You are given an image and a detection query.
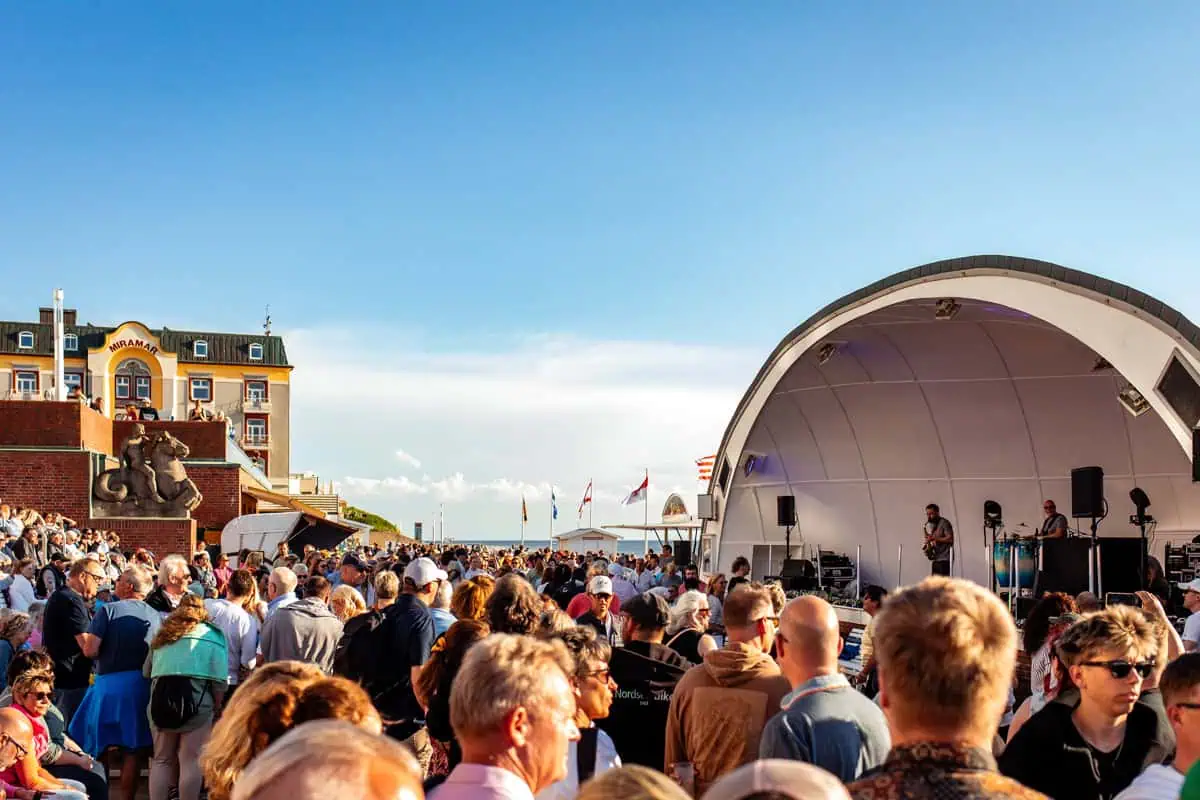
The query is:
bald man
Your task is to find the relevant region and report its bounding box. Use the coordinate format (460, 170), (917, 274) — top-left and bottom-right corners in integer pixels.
(758, 595), (890, 782)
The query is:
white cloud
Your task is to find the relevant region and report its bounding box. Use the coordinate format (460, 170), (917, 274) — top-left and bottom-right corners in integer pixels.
(394, 449), (422, 469)
(292, 328), (759, 537)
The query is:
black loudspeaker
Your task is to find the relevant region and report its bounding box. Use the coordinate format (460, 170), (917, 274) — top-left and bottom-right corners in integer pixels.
(1071, 466), (1105, 518)
(1099, 537), (1147, 594)
(777, 495), (796, 527)
(674, 541), (692, 567)
(1193, 429), (1199, 482)
(1040, 538), (1094, 596)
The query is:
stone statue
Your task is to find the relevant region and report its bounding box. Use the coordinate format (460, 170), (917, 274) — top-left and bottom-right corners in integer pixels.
(93, 428), (203, 518)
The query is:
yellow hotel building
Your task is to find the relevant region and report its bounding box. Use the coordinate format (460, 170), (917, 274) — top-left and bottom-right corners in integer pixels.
(1, 306), (292, 486)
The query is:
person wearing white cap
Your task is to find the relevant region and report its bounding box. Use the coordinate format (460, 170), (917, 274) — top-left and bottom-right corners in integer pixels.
(575, 575), (622, 647)
(362, 557), (443, 742)
(1178, 578), (1200, 652)
(702, 759), (850, 800)
(608, 563), (638, 605)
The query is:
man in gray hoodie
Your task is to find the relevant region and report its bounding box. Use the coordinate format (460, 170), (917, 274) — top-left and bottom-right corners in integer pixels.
(260, 575), (343, 673)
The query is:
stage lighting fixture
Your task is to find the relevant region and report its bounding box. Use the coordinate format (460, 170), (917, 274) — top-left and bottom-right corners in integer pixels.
(934, 299), (961, 320)
(983, 500), (1003, 528)
(1129, 488), (1152, 524)
(1117, 385), (1150, 417)
(817, 343), (838, 365)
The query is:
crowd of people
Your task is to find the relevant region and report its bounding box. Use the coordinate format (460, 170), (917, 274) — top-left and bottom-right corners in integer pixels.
(1, 499), (1199, 799)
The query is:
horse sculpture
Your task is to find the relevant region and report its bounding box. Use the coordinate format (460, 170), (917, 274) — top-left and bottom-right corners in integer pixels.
(93, 429), (203, 518)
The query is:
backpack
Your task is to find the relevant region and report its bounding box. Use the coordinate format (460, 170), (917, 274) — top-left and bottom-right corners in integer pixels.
(333, 609), (388, 688)
(576, 727), (599, 783)
(150, 676), (208, 730)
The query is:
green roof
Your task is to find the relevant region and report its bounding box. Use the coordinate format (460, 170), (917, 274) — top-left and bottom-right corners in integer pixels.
(0, 321), (289, 367)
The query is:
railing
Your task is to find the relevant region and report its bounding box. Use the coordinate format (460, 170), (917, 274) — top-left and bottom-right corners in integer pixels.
(242, 397), (272, 413)
(4, 390), (51, 401)
(241, 432), (271, 448)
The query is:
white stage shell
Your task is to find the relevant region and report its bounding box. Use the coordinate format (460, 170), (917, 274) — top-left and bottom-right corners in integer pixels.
(705, 255), (1200, 589)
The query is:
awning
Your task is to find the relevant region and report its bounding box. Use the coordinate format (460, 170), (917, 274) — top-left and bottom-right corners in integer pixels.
(288, 514), (359, 552)
(242, 485), (327, 518)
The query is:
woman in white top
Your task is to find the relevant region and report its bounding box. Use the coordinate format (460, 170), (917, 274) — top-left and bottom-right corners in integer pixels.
(535, 626), (621, 800)
(705, 573), (727, 628)
(9, 558), (38, 612)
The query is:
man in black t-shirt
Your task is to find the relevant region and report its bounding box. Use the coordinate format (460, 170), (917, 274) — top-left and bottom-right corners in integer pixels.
(371, 557), (439, 741)
(43, 559), (105, 724)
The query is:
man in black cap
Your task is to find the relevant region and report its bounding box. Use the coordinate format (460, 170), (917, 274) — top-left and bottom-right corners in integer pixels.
(338, 552), (375, 606)
(595, 591), (691, 770)
(39, 551), (69, 597)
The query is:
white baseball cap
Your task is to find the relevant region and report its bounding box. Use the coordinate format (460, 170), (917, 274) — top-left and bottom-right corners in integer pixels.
(588, 575), (614, 596)
(405, 557), (448, 587)
(1179, 578), (1200, 593)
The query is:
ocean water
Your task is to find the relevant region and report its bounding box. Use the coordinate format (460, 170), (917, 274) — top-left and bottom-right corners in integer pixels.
(442, 538), (657, 556)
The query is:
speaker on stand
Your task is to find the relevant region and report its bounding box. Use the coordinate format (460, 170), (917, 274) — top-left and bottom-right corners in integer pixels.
(777, 495), (797, 574)
(1071, 466), (1106, 596)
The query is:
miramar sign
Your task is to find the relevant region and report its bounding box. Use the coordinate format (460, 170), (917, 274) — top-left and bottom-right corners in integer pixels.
(108, 339), (159, 355)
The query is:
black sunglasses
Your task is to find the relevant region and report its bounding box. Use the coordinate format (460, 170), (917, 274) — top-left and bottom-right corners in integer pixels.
(1081, 660), (1155, 679)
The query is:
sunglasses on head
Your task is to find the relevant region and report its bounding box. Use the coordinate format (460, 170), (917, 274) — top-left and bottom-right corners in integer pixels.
(1081, 660), (1155, 679)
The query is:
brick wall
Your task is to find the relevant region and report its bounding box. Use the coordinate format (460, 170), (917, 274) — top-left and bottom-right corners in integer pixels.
(80, 406), (113, 454)
(112, 420), (226, 461)
(0, 450), (92, 522)
(0, 401), (85, 448)
(88, 518), (197, 558)
(187, 464), (243, 533)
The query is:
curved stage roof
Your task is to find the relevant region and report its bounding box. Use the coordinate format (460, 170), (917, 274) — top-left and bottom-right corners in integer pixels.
(706, 255), (1200, 589)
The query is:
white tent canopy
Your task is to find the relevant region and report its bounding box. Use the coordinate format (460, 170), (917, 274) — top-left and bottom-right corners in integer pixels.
(705, 255), (1200, 589)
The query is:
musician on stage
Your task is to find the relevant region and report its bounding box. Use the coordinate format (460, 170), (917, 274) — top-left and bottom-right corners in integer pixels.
(1039, 500), (1068, 539)
(923, 503), (954, 576)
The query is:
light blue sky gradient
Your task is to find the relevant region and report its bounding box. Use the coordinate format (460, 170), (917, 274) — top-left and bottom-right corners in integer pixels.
(4, 3), (1199, 535)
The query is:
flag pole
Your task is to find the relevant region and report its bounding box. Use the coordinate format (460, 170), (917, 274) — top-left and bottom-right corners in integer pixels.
(588, 477), (593, 528)
(643, 467), (649, 556)
(521, 496), (526, 548)
(549, 489), (554, 550)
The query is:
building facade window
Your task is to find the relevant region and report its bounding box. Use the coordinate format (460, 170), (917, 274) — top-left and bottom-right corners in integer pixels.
(194, 340), (208, 359)
(114, 358), (152, 404)
(245, 417), (267, 446)
(245, 380), (267, 403)
(248, 343), (263, 361)
(64, 372), (83, 393)
(64, 333), (78, 351)
(190, 377), (213, 402)
(17, 331), (34, 349)
(251, 455), (268, 473)
(14, 371), (38, 394)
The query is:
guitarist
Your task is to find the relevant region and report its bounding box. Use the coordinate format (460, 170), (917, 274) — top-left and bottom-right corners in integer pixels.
(924, 503), (955, 576)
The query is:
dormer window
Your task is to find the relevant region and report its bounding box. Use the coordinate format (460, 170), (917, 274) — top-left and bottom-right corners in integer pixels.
(64, 333), (78, 351)
(248, 343), (263, 361)
(194, 340), (208, 359)
(17, 331), (34, 349)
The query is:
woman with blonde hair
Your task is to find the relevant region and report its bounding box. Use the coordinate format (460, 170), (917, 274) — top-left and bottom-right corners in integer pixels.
(0, 612), (31, 689)
(329, 584), (367, 623)
(664, 589), (718, 665)
(145, 594), (228, 800)
(200, 661), (325, 800)
(576, 764), (689, 800)
(705, 573), (728, 628)
(450, 576), (493, 622)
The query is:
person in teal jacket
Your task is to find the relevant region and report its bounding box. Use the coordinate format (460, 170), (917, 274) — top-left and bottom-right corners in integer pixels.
(144, 594), (227, 800)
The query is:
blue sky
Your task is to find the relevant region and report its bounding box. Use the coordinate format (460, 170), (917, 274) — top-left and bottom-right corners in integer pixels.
(4, 3), (1200, 537)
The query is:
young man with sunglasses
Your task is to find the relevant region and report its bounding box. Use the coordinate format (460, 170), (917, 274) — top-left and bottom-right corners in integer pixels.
(1116, 652), (1200, 799)
(1001, 606), (1173, 799)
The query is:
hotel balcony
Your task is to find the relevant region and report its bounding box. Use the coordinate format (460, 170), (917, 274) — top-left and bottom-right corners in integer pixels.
(240, 432), (271, 449)
(242, 397), (272, 414)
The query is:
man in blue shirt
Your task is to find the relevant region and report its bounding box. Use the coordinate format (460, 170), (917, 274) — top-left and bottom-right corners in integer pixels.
(759, 595), (890, 782)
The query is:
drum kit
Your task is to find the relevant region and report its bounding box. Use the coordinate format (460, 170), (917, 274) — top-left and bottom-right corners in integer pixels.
(991, 521), (1084, 613)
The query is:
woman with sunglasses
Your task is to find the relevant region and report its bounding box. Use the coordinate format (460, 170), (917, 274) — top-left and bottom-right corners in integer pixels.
(2, 671), (89, 799)
(534, 625), (621, 800)
(1001, 605), (1174, 799)
(0, 651), (107, 800)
